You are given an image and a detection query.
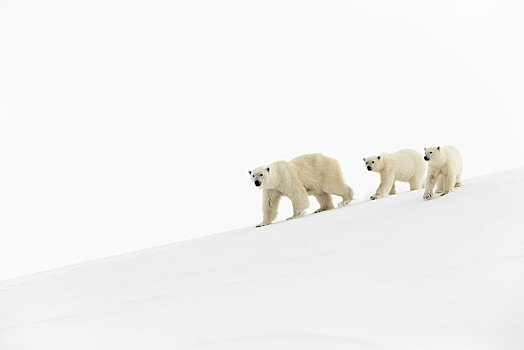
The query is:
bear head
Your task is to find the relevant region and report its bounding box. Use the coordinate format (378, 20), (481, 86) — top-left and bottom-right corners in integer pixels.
(363, 155), (384, 172)
(423, 146), (441, 162)
(248, 166), (272, 189)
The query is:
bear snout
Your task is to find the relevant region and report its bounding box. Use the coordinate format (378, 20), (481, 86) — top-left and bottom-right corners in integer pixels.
(367, 166), (372, 171)
(255, 180), (261, 186)
(424, 156), (429, 161)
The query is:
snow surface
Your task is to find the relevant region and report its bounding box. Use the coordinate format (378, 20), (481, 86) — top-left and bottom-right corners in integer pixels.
(1, 168), (524, 350)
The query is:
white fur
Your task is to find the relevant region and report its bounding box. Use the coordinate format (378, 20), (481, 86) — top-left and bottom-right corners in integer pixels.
(423, 146), (463, 200)
(363, 149), (426, 200)
(249, 153), (354, 227)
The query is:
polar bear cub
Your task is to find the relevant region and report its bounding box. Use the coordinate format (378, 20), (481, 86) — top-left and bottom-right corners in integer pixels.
(249, 153), (354, 227)
(363, 149), (426, 200)
(423, 146), (463, 200)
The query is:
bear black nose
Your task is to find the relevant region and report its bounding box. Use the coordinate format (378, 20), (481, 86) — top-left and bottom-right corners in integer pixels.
(367, 166), (372, 171)
(255, 180), (261, 186)
(424, 156), (429, 161)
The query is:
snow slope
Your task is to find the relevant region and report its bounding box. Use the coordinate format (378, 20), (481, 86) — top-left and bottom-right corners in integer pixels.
(1, 168), (524, 350)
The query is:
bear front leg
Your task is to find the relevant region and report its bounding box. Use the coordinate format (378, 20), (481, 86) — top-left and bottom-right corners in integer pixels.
(371, 174), (394, 200)
(435, 175), (445, 194)
(423, 173), (438, 200)
(257, 190), (282, 227)
(441, 173), (456, 196)
(389, 182), (396, 195)
(288, 187), (309, 220)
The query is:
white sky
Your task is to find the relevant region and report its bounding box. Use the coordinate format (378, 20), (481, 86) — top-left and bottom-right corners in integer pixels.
(1, 0), (523, 281)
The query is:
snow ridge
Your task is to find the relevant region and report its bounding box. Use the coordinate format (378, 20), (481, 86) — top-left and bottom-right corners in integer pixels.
(1, 168), (524, 350)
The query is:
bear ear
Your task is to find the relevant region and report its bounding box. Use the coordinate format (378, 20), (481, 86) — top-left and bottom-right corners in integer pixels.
(248, 170), (252, 175)
(424, 147), (426, 151)
(437, 146), (440, 150)
(377, 156), (381, 160)
(363, 157), (366, 162)
(266, 167), (270, 172)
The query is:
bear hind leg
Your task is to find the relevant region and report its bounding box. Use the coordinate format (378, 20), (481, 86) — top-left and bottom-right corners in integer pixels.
(314, 192), (334, 213)
(323, 182), (354, 207)
(410, 174), (424, 191)
(454, 173), (462, 187)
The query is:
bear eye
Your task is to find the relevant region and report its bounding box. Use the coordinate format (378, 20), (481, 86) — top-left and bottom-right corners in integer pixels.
(372, 161), (374, 164)
(252, 175), (255, 177)
(260, 174), (263, 177)
(430, 152), (432, 154)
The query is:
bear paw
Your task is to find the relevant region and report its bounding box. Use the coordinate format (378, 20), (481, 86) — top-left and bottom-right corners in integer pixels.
(370, 194), (383, 200)
(337, 200), (351, 208)
(441, 189), (452, 196)
(435, 189), (443, 194)
(287, 212), (305, 221)
(256, 222), (269, 228)
(423, 192), (433, 200)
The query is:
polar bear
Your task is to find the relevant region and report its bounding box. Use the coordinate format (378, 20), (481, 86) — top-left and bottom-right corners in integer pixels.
(363, 149), (426, 200)
(423, 146), (463, 200)
(249, 153), (354, 227)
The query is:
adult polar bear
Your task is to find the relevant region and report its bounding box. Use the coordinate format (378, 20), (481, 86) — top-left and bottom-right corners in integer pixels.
(363, 149), (426, 200)
(423, 146), (463, 200)
(249, 153), (354, 227)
